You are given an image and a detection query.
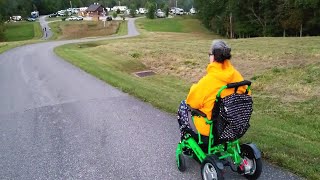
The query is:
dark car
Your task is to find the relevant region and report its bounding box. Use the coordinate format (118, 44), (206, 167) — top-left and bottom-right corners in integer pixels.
(106, 16), (112, 21)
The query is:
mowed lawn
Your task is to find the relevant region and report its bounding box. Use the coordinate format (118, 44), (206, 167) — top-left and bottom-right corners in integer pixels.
(136, 16), (211, 34)
(49, 20), (124, 40)
(55, 16), (320, 179)
(0, 22), (42, 53)
(4, 22), (42, 41)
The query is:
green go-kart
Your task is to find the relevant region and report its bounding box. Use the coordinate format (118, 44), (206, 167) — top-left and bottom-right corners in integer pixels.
(176, 80), (262, 180)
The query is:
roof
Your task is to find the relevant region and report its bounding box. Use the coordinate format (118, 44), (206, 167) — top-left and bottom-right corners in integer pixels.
(86, 4), (104, 12)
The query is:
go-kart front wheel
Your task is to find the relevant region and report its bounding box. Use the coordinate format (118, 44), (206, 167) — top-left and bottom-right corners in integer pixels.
(201, 156), (224, 180)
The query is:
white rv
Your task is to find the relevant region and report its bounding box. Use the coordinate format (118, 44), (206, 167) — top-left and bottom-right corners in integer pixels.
(11, 16), (22, 21)
(190, 8), (196, 14)
(139, 8), (147, 14)
(31, 11), (39, 18)
(112, 6), (127, 12)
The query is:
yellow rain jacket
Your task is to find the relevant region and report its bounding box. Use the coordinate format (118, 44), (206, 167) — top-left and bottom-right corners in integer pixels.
(186, 60), (247, 136)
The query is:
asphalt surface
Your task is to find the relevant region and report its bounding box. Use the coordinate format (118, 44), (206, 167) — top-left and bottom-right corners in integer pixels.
(39, 16), (53, 40)
(0, 18), (303, 179)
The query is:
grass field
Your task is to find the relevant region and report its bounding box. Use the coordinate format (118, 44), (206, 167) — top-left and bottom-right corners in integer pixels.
(55, 17), (319, 179)
(136, 16), (211, 34)
(4, 22), (42, 41)
(48, 20), (123, 40)
(0, 22), (42, 53)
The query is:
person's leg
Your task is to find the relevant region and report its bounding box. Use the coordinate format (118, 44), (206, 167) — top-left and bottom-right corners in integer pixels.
(177, 100), (193, 140)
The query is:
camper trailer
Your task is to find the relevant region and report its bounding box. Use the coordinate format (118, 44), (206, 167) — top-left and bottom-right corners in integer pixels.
(31, 11), (39, 18)
(11, 16), (22, 21)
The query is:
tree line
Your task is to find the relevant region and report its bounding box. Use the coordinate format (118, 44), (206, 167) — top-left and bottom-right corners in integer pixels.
(195, 0), (320, 37)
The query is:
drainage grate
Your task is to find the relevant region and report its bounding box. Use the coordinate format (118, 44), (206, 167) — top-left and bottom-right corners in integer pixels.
(134, 70), (156, 77)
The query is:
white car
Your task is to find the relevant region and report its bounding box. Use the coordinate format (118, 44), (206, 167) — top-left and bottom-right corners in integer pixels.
(156, 9), (166, 18)
(66, 16), (77, 21)
(76, 16), (83, 21)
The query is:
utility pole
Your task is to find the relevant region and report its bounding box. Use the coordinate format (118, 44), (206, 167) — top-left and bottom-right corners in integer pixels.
(70, 1), (73, 14)
(176, 0), (177, 7)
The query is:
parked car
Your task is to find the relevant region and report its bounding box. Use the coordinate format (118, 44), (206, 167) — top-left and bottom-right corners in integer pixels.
(76, 16), (83, 21)
(106, 16), (112, 21)
(66, 16), (77, 21)
(156, 9), (165, 18)
(27, 17), (36, 22)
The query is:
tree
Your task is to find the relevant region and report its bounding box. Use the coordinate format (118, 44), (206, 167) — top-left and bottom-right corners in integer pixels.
(129, 4), (137, 17)
(146, 0), (156, 19)
(0, 14), (5, 42)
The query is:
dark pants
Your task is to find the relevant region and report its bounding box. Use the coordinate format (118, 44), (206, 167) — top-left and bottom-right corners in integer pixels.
(177, 100), (195, 139)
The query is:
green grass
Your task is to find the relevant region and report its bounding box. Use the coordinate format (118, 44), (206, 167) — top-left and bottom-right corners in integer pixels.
(136, 16), (211, 34)
(0, 22), (42, 54)
(48, 21), (62, 40)
(48, 20), (127, 40)
(4, 22), (41, 41)
(54, 20), (320, 179)
(116, 21), (128, 36)
(55, 44), (190, 112)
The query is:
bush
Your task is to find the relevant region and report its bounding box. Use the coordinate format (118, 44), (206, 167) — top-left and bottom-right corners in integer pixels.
(164, 5), (169, 17)
(0, 23), (5, 42)
(129, 4), (137, 18)
(146, 2), (156, 19)
(61, 17), (66, 21)
(112, 12), (117, 19)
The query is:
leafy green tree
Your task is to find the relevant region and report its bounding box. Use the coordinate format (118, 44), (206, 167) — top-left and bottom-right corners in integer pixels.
(146, 0), (156, 19)
(112, 11), (117, 18)
(129, 4), (137, 17)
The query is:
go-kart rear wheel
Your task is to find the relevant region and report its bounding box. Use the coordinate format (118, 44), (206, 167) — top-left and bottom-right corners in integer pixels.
(201, 156), (224, 180)
(241, 149), (262, 179)
(177, 153), (186, 172)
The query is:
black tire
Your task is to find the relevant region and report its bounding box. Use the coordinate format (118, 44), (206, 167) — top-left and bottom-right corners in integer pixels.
(241, 149), (262, 179)
(201, 156), (224, 180)
(177, 153), (186, 172)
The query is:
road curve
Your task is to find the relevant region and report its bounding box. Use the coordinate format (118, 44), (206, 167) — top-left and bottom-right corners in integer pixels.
(0, 18), (302, 179)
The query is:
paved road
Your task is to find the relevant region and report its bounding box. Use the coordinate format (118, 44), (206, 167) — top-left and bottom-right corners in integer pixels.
(0, 18), (302, 179)
(39, 16), (53, 40)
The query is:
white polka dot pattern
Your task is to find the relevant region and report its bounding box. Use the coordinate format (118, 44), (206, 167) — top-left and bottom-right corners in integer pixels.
(216, 93), (253, 142)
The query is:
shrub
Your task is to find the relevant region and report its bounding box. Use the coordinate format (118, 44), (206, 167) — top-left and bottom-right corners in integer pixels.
(112, 12), (117, 19)
(0, 22), (5, 41)
(146, 2), (156, 19)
